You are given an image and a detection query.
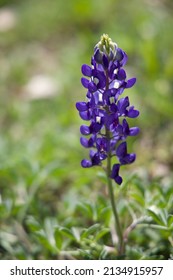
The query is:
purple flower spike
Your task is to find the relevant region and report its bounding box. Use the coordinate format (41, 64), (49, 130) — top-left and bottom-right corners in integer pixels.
(76, 34), (139, 184)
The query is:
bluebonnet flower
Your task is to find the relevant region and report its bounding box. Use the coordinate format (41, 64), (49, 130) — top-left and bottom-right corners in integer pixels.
(76, 34), (139, 184)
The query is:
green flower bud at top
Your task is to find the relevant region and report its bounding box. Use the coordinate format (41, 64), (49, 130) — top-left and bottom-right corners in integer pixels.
(94, 34), (118, 63)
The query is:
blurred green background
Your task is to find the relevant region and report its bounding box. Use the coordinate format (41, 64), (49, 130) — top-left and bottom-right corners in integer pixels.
(0, 0), (173, 259)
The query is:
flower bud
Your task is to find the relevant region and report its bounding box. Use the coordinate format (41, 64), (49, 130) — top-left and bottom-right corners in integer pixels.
(94, 34), (118, 64)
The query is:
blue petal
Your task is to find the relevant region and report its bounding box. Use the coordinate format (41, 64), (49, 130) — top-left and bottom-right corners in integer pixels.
(89, 149), (96, 158)
(80, 125), (90, 135)
(116, 87), (124, 97)
(122, 118), (129, 129)
(111, 163), (120, 176)
(81, 77), (89, 88)
(116, 142), (127, 158)
(80, 137), (89, 147)
(81, 159), (92, 168)
(116, 124), (123, 134)
(128, 106), (139, 118)
(115, 48), (124, 62)
(80, 137), (94, 148)
(110, 103), (118, 113)
(129, 127), (140, 136)
(102, 54), (109, 69)
(96, 72), (106, 89)
(124, 153), (136, 164)
(121, 51), (128, 66)
(88, 81), (97, 92)
(79, 111), (91, 120)
(81, 64), (92, 77)
(90, 122), (103, 134)
(76, 102), (88, 112)
(126, 78), (136, 88)
(89, 150), (101, 165)
(117, 69), (126, 80)
(117, 97), (129, 115)
(94, 48), (103, 64)
(110, 164), (122, 185)
(115, 176), (123, 185)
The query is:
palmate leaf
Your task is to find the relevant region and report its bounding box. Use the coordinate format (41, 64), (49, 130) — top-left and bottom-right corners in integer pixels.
(35, 230), (58, 253)
(59, 227), (77, 241)
(26, 216), (41, 232)
(54, 226), (80, 251)
(147, 208), (172, 229)
(159, 209), (167, 226)
(147, 209), (164, 225)
(95, 228), (110, 241)
(131, 192), (145, 207)
(81, 223), (100, 239)
(100, 206), (112, 226)
(76, 201), (97, 220)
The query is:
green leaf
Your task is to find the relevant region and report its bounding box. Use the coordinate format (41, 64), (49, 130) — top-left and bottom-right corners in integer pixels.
(0, 204), (7, 219)
(159, 209), (167, 226)
(126, 246), (143, 260)
(81, 224), (100, 239)
(96, 228), (110, 241)
(54, 229), (63, 250)
(167, 215), (173, 227)
(100, 206), (111, 225)
(59, 227), (76, 241)
(147, 209), (163, 225)
(26, 217), (41, 232)
(76, 203), (92, 218)
(76, 202), (97, 220)
(131, 193), (145, 207)
(35, 230), (55, 252)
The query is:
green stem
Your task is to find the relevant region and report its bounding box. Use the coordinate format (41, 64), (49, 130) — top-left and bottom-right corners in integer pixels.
(106, 147), (125, 255)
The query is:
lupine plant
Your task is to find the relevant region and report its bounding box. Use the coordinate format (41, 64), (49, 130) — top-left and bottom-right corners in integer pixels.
(76, 34), (140, 255)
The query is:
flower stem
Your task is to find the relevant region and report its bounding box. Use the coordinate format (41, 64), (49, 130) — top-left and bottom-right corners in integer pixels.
(106, 150), (125, 255)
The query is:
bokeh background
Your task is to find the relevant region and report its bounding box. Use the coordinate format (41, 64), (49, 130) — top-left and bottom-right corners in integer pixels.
(0, 0), (173, 259)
